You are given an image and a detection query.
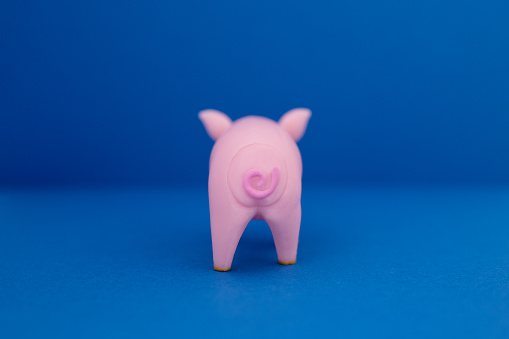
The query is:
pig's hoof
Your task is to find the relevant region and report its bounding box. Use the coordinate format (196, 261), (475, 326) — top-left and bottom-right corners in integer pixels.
(278, 259), (296, 265)
(214, 266), (231, 272)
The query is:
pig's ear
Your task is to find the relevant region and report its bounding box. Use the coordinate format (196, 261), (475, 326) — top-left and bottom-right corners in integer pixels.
(198, 109), (233, 141)
(278, 108), (311, 142)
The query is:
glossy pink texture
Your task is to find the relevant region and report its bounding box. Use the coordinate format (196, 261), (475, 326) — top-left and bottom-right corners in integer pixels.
(242, 167), (280, 199)
(199, 108), (311, 271)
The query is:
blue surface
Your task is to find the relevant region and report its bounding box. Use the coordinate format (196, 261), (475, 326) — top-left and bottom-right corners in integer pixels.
(1, 0), (509, 186)
(1, 185), (508, 338)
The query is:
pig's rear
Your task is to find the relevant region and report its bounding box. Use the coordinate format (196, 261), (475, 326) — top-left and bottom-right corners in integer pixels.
(227, 144), (288, 207)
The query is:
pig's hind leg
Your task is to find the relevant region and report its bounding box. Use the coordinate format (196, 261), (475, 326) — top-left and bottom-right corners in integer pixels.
(210, 205), (255, 271)
(265, 204), (301, 265)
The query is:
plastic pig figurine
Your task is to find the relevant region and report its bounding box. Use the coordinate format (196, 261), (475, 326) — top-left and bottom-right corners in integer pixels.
(199, 108), (311, 271)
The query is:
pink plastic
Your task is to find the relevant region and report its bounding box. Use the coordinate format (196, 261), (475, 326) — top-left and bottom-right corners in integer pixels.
(243, 167), (280, 199)
(199, 108), (311, 271)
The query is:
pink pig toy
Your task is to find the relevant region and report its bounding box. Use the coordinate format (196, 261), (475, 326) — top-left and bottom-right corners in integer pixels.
(199, 108), (311, 271)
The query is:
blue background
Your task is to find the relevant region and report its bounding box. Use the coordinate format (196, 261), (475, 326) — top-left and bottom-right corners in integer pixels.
(1, 0), (508, 186)
(1, 1), (509, 338)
